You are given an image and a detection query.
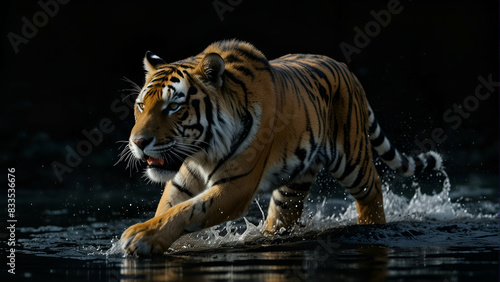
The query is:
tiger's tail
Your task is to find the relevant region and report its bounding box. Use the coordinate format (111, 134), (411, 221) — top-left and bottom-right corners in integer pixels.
(367, 105), (443, 176)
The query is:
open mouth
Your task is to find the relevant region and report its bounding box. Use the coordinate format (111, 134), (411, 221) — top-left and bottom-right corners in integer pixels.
(145, 156), (184, 171)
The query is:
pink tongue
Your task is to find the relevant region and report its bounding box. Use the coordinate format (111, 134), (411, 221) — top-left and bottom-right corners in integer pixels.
(147, 157), (165, 166)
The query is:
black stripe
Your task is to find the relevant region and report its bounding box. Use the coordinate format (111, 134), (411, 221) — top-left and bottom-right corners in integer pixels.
(172, 182), (193, 197)
(234, 47), (269, 67)
(204, 96), (213, 124)
(317, 58), (338, 91)
(288, 183), (312, 192)
(290, 147), (307, 178)
(223, 70), (250, 107)
(345, 172), (364, 190)
(380, 147), (396, 161)
(354, 184), (373, 201)
(399, 155), (409, 173)
(175, 64), (195, 69)
(371, 133), (385, 147)
(207, 110), (253, 181)
(330, 154), (343, 174)
(182, 123), (204, 138)
(150, 77), (166, 84)
(308, 62), (332, 92)
(212, 142), (272, 187)
(212, 169), (252, 186)
(179, 110), (189, 121)
(188, 86), (198, 95)
(191, 99), (200, 120)
(341, 68), (354, 160)
(369, 118), (378, 134)
(414, 157), (424, 174)
(225, 54), (243, 63)
(278, 189), (304, 198)
(174, 92), (185, 99)
(235, 65), (255, 79)
(337, 164), (356, 183)
(186, 164), (199, 179)
(347, 174), (372, 195)
(272, 197), (288, 209)
(318, 84), (329, 103)
(153, 69), (174, 77)
(424, 154), (436, 172)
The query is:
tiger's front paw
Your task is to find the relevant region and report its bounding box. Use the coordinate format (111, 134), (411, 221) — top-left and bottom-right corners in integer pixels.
(120, 221), (173, 256)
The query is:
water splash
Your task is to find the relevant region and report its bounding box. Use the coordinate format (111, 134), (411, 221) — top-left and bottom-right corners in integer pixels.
(306, 170), (494, 227)
(169, 217), (265, 252)
(68, 170), (498, 256)
(105, 237), (126, 257)
(159, 170), (498, 253)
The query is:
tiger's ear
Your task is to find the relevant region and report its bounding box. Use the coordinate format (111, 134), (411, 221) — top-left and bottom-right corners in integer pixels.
(197, 53), (225, 87)
(143, 51), (166, 73)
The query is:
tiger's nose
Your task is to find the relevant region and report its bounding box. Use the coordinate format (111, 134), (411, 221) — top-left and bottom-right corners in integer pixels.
(132, 137), (153, 150)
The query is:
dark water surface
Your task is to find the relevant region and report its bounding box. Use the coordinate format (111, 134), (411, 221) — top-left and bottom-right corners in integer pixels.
(4, 172), (499, 281)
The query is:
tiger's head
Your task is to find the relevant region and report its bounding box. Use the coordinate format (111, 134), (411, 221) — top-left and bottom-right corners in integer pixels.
(128, 51), (239, 183)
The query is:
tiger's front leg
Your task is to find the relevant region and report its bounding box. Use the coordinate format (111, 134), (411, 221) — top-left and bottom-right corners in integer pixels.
(120, 199), (194, 255)
(119, 166), (207, 255)
(120, 180), (256, 256)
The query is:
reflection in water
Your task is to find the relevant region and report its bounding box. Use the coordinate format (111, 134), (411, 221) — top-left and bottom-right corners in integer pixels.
(354, 246), (389, 282)
(119, 252), (298, 281)
(118, 242), (390, 281)
(120, 257), (182, 281)
(116, 244), (500, 281)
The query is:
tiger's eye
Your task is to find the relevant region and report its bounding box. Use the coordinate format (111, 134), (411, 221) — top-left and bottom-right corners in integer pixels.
(136, 102), (145, 113)
(170, 103), (180, 110)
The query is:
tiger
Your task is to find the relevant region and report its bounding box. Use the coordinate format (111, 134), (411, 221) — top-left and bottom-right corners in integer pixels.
(119, 39), (443, 255)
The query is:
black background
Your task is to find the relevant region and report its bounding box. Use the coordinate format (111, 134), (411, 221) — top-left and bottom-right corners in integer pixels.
(1, 0), (498, 193)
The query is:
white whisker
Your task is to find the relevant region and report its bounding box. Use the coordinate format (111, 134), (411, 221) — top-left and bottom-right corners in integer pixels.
(181, 137), (212, 147)
(121, 77), (142, 100)
(169, 149), (185, 162)
(115, 140), (143, 176)
(176, 141), (209, 156)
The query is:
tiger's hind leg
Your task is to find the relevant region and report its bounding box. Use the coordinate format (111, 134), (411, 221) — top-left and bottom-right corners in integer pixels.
(264, 178), (314, 235)
(332, 155), (386, 224)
